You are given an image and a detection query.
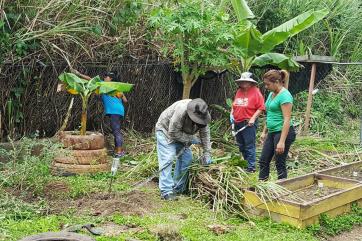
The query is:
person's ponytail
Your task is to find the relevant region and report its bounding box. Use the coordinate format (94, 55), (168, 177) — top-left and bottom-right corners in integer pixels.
(280, 70), (289, 89)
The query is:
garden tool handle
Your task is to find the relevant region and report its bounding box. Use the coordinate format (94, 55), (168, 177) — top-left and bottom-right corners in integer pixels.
(232, 124), (250, 137)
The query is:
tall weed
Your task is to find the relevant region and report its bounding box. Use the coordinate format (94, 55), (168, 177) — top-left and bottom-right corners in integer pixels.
(0, 138), (62, 195)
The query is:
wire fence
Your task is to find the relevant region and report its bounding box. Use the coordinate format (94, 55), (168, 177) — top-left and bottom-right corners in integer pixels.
(0, 59), (344, 141)
(0, 60), (235, 140)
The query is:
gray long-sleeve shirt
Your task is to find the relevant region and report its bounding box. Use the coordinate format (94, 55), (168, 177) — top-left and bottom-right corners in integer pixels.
(155, 99), (211, 156)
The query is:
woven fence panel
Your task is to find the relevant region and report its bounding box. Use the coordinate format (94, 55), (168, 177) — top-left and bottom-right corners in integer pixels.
(0, 61), (234, 139)
(1, 59), (328, 140)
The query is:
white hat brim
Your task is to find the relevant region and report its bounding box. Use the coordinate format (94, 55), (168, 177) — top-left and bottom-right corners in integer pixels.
(235, 78), (257, 83)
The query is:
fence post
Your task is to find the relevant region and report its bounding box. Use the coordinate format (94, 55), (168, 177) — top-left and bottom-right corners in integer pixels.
(302, 63), (317, 135)
(0, 112), (2, 141)
(360, 107), (362, 146)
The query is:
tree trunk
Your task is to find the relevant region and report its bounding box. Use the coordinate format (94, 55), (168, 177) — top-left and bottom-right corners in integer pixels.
(80, 97), (88, 135)
(182, 79), (192, 99)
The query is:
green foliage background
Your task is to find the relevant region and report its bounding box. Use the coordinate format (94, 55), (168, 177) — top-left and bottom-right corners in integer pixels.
(1, 0), (361, 136)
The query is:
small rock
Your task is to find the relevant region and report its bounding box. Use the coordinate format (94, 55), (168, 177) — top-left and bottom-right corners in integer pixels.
(92, 210), (102, 216)
(207, 224), (230, 235)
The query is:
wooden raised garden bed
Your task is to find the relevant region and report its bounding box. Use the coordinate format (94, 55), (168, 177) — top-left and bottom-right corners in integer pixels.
(317, 161), (362, 183)
(244, 168), (362, 228)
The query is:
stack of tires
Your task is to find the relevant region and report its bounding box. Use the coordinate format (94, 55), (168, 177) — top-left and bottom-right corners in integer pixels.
(52, 131), (110, 176)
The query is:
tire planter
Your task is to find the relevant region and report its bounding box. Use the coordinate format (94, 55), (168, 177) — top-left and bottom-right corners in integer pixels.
(59, 131), (105, 150)
(52, 162), (109, 175)
(52, 132), (109, 176)
(18, 231), (95, 241)
(54, 149), (108, 165)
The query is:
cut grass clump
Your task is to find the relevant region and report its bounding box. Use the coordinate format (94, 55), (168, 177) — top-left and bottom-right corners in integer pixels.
(189, 163), (291, 217)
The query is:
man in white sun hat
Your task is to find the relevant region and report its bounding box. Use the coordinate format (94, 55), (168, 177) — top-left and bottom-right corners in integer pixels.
(230, 72), (265, 173)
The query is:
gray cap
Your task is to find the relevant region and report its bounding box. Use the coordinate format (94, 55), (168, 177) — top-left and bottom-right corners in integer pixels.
(186, 98), (211, 125)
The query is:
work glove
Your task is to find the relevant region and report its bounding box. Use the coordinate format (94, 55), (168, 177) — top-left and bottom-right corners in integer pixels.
(230, 113), (236, 136)
(229, 113), (234, 125)
(200, 153), (213, 165)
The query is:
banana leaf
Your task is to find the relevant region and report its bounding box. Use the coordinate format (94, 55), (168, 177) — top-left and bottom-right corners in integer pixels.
(230, 0), (255, 22)
(252, 53), (300, 71)
(59, 72), (133, 96)
(97, 81), (134, 95)
(59, 73), (88, 84)
(233, 21), (263, 57)
(86, 76), (102, 93)
(59, 72), (86, 94)
(260, 9), (329, 53)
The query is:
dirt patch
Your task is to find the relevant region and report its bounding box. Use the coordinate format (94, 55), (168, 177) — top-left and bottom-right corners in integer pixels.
(283, 184), (341, 203)
(5, 181), (160, 217)
(100, 222), (144, 237)
(328, 167), (362, 182)
(325, 225), (362, 241)
(5, 187), (39, 203)
(43, 181), (70, 199)
(48, 189), (159, 216)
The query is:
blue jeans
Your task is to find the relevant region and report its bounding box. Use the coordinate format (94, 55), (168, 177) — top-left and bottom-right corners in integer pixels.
(156, 131), (193, 197)
(235, 120), (257, 170)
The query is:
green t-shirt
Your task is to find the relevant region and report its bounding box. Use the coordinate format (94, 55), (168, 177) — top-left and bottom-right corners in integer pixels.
(265, 88), (293, 133)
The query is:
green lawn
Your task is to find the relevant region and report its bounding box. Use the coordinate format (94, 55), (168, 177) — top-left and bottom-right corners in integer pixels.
(0, 128), (361, 241)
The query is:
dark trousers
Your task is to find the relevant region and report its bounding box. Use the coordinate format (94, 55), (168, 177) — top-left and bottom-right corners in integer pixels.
(108, 114), (123, 148)
(259, 127), (296, 180)
(235, 120), (257, 170)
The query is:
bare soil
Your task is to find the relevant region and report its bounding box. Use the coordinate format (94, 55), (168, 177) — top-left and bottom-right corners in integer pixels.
(43, 181), (70, 199)
(48, 188), (159, 216)
(327, 166), (362, 182)
(100, 222), (145, 237)
(324, 225), (362, 241)
(283, 184), (341, 203)
(7, 181), (159, 217)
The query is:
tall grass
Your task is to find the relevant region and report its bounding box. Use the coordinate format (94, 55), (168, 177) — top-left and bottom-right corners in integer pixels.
(0, 137), (61, 194)
(2, 0), (150, 65)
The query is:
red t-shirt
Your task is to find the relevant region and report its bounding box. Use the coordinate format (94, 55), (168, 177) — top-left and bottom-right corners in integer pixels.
(232, 86), (265, 122)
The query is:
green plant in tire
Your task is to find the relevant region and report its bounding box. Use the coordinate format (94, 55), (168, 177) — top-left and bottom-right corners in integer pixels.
(58, 72), (133, 135)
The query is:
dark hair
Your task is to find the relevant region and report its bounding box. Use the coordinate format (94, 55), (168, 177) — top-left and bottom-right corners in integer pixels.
(104, 71), (117, 80)
(263, 69), (289, 87)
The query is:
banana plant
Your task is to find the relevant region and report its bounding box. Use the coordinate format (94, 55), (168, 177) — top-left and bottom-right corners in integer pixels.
(228, 0), (329, 73)
(59, 72), (133, 135)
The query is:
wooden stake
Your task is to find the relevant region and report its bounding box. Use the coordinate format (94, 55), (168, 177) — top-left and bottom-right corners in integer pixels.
(303, 63), (317, 135)
(360, 107), (362, 146)
(0, 111), (2, 141)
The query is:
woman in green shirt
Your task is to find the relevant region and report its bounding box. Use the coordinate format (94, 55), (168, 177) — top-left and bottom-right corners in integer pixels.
(259, 69), (296, 180)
